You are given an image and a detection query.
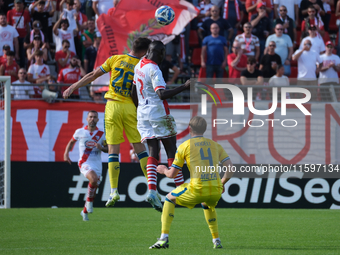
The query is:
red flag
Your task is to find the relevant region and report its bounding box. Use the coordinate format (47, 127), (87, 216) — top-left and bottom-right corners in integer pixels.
(94, 0), (198, 69)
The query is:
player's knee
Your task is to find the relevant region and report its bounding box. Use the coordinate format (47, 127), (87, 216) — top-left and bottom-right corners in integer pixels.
(166, 193), (176, 205)
(201, 203), (209, 210)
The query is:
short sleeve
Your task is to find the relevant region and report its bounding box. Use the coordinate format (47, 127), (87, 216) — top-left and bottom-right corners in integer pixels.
(57, 70), (64, 83)
(27, 65), (33, 75)
(218, 143), (230, 163)
(151, 67), (166, 92)
(72, 129), (80, 141)
(336, 56), (340, 65)
(100, 56), (114, 73)
(286, 35), (293, 48)
(316, 53), (322, 64)
(172, 145), (186, 170)
(293, 49), (302, 57)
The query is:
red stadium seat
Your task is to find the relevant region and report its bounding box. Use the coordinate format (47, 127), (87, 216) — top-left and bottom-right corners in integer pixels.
(323, 31), (331, 44)
(296, 30), (301, 47)
(289, 67), (298, 78)
(189, 30), (200, 48)
(191, 47), (201, 66)
(290, 59), (297, 67)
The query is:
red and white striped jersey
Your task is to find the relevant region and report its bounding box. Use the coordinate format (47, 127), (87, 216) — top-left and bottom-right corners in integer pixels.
(72, 126), (106, 171)
(133, 58), (170, 121)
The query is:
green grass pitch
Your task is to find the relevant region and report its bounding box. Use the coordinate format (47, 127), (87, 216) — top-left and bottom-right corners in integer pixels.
(0, 208), (339, 255)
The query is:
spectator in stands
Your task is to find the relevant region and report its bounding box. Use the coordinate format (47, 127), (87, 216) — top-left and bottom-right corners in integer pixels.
(26, 35), (48, 67)
(0, 13), (19, 61)
(246, 0), (272, 21)
(321, 0), (332, 32)
(74, 0), (89, 55)
(250, 2), (271, 60)
(92, 0), (114, 19)
(336, 1), (340, 55)
(108, 0), (120, 16)
(84, 35), (99, 73)
(299, 24), (325, 54)
(201, 23), (228, 78)
(0, 51), (20, 82)
(27, 50), (51, 98)
(292, 39), (322, 99)
(268, 64), (290, 86)
(7, 0), (31, 68)
(57, 55), (85, 99)
(273, 5), (297, 47)
(11, 68), (35, 99)
(30, 0), (55, 47)
(273, 0), (299, 22)
(53, 13), (80, 55)
(60, 0), (77, 31)
(301, 6), (325, 37)
(196, 0), (214, 28)
(222, 0), (245, 45)
(235, 22), (260, 61)
(81, 18), (97, 61)
(24, 20), (47, 49)
(55, 39), (76, 73)
(240, 56), (264, 85)
(227, 40), (247, 83)
(198, 5), (233, 42)
(318, 41), (340, 100)
(160, 54), (180, 84)
(265, 24), (293, 76)
(0, 45), (16, 66)
(260, 41), (282, 78)
(299, 0), (325, 21)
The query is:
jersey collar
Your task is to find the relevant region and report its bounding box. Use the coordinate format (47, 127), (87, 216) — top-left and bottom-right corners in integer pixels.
(127, 53), (140, 59)
(84, 125), (98, 131)
(141, 58), (157, 65)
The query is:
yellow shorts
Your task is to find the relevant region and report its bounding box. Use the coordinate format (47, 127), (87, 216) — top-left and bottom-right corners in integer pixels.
(171, 183), (221, 209)
(104, 101), (141, 144)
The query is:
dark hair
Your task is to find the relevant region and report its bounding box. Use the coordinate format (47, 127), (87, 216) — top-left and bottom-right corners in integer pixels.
(60, 19), (69, 27)
(244, 22), (252, 28)
(276, 64), (284, 72)
(66, 0), (74, 5)
(88, 110), (98, 116)
(132, 37), (151, 54)
(6, 51), (15, 57)
(34, 49), (44, 57)
(247, 56), (256, 64)
(189, 116), (207, 134)
(62, 39), (70, 45)
(307, 5), (316, 11)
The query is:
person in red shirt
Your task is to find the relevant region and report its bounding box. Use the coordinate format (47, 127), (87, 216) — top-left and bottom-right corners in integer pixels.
(55, 39), (76, 73)
(57, 55), (85, 99)
(246, 0), (272, 21)
(7, 0), (30, 68)
(0, 51), (20, 82)
(0, 45), (17, 66)
(227, 40), (247, 83)
(301, 6), (325, 37)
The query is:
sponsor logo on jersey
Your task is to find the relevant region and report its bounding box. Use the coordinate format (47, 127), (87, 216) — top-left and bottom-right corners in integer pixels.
(85, 140), (96, 149)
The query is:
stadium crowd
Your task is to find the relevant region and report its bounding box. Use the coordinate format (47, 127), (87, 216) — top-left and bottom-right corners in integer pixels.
(1, 0), (340, 101)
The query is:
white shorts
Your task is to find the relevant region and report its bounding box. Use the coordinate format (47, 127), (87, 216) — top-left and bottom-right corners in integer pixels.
(138, 115), (177, 142)
(80, 163), (102, 181)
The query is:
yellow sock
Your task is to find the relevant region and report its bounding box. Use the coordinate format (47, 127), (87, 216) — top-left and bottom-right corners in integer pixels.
(137, 151), (148, 180)
(161, 200), (175, 234)
(203, 207), (219, 239)
(108, 154), (120, 189)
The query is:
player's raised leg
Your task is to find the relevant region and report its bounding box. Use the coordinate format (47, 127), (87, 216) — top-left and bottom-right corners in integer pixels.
(161, 136), (184, 186)
(202, 203), (222, 249)
(145, 139), (163, 212)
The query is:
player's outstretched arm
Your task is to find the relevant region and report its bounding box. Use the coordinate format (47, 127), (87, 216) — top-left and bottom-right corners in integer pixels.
(157, 164), (180, 178)
(64, 138), (76, 164)
(156, 79), (190, 100)
(63, 68), (104, 99)
(131, 84), (138, 108)
(221, 159), (233, 185)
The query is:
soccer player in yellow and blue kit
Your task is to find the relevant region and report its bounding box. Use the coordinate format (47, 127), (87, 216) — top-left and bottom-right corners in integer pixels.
(150, 116), (234, 249)
(63, 38), (151, 208)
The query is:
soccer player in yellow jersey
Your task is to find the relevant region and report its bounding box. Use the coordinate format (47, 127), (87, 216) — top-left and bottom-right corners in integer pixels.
(150, 116), (233, 249)
(63, 38), (151, 207)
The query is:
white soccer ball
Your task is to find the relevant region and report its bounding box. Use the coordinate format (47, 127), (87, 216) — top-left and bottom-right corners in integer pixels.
(155, 5), (175, 26)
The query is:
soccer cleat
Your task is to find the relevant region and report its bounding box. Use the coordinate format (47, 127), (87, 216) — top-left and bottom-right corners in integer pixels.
(213, 240), (223, 249)
(105, 190), (120, 207)
(86, 201), (93, 213)
(146, 190), (163, 212)
(149, 237), (169, 249)
(80, 210), (89, 221)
